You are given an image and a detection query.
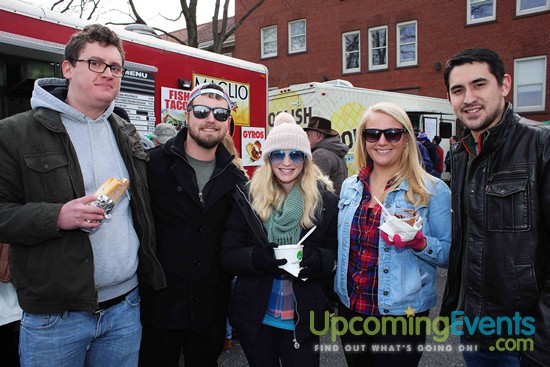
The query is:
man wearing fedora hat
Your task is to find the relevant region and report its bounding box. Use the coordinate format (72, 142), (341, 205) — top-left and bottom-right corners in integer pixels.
(304, 116), (349, 195)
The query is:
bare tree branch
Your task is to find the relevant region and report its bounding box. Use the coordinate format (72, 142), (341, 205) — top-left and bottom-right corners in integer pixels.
(43, 0), (266, 54)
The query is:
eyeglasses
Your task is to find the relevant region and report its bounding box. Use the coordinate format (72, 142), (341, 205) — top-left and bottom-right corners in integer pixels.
(75, 59), (127, 78)
(268, 150), (306, 165)
(362, 128), (407, 143)
(188, 105), (231, 122)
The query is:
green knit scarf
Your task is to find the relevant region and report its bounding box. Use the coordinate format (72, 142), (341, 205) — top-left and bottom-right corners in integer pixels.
(264, 184), (304, 246)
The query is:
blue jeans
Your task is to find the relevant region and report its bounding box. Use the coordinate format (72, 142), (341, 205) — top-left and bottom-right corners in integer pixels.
(461, 338), (520, 367)
(19, 287), (141, 367)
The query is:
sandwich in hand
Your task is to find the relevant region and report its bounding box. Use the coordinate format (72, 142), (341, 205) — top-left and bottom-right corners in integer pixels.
(95, 177), (130, 203)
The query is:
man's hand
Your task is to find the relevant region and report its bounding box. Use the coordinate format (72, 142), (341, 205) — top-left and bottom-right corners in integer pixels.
(57, 195), (105, 231)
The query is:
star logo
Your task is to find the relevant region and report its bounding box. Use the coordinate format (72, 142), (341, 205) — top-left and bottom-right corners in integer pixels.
(404, 306), (416, 317)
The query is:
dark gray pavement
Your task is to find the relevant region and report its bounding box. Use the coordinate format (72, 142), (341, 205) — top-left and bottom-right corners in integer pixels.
(215, 268), (466, 366)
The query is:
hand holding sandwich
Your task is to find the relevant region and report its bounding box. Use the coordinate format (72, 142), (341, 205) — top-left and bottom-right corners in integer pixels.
(57, 194), (105, 231)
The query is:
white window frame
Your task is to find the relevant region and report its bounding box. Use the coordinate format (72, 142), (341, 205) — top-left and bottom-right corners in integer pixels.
(260, 25), (277, 58)
(513, 55), (547, 113)
(467, 0), (496, 24)
(516, 0), (550, 16)
(368, 25), (388, 71)
(288, 19), (306, 54)
(342, 31), (360, 74)
(396, 21), (417, 67)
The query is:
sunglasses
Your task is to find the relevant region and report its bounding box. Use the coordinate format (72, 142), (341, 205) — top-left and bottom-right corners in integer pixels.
(362, 128), (407, 143)
(268, 150), (306, 164)
(188, 105), (231, 122)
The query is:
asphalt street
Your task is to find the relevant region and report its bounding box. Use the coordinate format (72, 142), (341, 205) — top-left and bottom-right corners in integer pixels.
(213, 268), (466, 367)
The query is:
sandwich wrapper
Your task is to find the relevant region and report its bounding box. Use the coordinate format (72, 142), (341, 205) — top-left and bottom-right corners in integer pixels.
(379, 209), (423, 242)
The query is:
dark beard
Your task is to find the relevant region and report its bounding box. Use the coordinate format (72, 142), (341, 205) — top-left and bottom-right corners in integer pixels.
(188, 127), (222, 149)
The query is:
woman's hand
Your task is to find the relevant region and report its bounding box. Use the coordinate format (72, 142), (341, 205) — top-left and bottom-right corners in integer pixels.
(380, 230), (426, 251)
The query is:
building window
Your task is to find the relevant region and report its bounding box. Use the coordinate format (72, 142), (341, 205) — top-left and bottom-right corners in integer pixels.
(516, 0), (549, 15)
(369, 25), (388, 70)
(288, 19), (306, 54)
(514, 56), (547, 112)
(342, 31), (360, 73)
(467, 0), (496, 24)
(396, 21), (417, 67)
(261, 26), (277, 58)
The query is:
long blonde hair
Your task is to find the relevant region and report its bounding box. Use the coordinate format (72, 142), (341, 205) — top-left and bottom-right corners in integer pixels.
(222, 134), (249, 179)
(249, 157), (333, 228)
(354, 102), (432, 206)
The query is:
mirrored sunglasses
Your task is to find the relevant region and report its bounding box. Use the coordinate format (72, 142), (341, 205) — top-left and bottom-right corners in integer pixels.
(268, 150), (306, 164)
(189, 105), (231, 122)
(362, 128), (407, 143)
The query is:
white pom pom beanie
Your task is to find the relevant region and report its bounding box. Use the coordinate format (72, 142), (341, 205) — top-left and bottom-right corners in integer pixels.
(263, 112), (312, 159)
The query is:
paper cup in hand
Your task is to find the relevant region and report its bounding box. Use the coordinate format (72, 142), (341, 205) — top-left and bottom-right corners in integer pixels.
(273, 244), (303, 277)
(379, 208), (422, 242)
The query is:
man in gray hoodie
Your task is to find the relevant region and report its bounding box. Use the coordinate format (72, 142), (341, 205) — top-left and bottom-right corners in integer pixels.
(0, 24), (165, 366)
(304, 116), (349, 195)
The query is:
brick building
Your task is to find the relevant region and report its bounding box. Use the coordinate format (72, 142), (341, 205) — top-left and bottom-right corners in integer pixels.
(161, 17), (235, 55)
(232, 0), (550, 122)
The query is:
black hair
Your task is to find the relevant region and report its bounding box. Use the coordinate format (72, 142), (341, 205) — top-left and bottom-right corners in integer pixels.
(443, 48), (505, 92)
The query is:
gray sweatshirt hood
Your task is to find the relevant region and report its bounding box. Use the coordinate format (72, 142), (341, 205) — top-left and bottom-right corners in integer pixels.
(30, 77), (115, 120)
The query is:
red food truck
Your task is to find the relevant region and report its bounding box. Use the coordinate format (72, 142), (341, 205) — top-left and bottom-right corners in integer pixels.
(0, 0), (269, 175)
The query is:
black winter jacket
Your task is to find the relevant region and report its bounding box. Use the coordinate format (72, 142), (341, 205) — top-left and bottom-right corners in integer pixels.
(140, 128), (247, 331)
(440, 104), (550, 366)
(220, 183), (338, 346)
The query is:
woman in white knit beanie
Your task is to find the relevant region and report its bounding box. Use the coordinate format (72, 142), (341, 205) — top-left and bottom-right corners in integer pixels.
(220, 112), (338, 366)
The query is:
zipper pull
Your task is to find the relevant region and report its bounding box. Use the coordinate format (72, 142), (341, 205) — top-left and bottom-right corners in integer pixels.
(198, 192), (204, 205)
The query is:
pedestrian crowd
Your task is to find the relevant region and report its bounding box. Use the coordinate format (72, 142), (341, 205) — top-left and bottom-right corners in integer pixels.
(0, 23), (548, 367)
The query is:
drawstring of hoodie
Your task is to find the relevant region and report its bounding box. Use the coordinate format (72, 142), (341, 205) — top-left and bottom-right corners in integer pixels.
(293, 292), (300, 349)
(86, 119), (100, 191)
(87, 114), (130, 201)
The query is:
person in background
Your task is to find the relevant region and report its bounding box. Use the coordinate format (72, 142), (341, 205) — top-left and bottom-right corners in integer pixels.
(335, 102), (451, 367)
(220, 115), (338, 367)
(432, 135), (444, 177)
(151, 122), (177, 146)
(0, 243), (22, 367)
(140, 83), (248, 367)
(440, 47), (550, 367)
(417, 133), (440, 177)
(0, 24), (165, 366)
(444, 135), (457, 173)
(303, 115), (349, 195)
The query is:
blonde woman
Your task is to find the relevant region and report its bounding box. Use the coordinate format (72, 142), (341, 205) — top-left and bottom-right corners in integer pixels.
(335, 102), (451, 367)
(220, 114), (338, 367)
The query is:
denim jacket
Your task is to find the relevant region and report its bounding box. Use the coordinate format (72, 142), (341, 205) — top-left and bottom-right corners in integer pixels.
(335, 174), (451, 315)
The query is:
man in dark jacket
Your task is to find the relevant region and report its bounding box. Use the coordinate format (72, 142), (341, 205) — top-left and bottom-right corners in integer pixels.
(139, 83), (248, 366)
(440, 47), (550, 367)
(417, 132), (440, 177)
(304, 116), (349, 194)
(0, 24), (165, 366)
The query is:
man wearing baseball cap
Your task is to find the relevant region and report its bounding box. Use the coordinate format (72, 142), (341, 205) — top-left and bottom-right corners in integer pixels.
(304, 116), (349, 194)
(151, 123), (177, 146)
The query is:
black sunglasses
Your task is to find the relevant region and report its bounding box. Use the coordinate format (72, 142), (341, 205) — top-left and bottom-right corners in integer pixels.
(188, 105), (231, 122)
(362, 128), (407, 143)
(268, 150), (306, 164)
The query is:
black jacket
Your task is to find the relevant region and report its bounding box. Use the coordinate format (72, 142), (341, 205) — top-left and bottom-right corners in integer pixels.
(220, 183), (338, 346)
(440, 104), (550, 366)
(140, 128), (247, 330)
